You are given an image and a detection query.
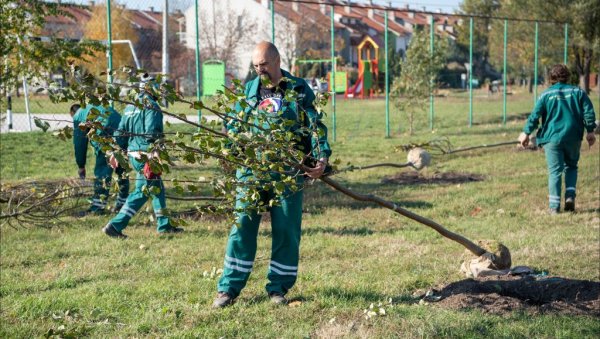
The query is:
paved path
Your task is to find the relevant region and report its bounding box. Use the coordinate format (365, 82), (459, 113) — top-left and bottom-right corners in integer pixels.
(1, 114), (219, 133)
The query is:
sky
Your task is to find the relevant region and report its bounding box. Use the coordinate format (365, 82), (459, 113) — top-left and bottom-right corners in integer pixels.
(63, 0), (463, 13)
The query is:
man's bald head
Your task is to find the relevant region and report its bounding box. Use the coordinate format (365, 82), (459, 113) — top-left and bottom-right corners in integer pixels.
(252, 41), (282, 86)
(253, 41), (280, 60)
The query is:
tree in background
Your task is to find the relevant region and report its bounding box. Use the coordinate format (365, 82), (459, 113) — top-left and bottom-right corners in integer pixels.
(568, 0), (599, 93)
(459, 0), (599, 93)
(1, 1), (101, 93)
(391, 29), (447, 135)
(82, 4), (139, 75)
(454, 0), (501, 82)
(200, 1), (258, 77)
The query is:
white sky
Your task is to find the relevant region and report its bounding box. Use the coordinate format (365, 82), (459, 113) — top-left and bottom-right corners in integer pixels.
(62, 0), (463, 13)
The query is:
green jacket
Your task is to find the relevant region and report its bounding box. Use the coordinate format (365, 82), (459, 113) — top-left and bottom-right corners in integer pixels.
(228, 69), (332, 160)
(73, 104), (121, 168)
(115, 93), (164, 152)
(523, 83), (597, 145)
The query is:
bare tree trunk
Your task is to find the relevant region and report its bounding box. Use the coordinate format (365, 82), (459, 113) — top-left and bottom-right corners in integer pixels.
(582, 49), (592, 93)
(574, 46), (593, 93)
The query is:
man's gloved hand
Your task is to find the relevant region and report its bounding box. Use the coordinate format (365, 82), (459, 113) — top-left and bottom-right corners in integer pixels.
(586, 132), (596, 148)
(78, 168), (86, 179)
(518, 132), (530, 148)
(305, 158), (328, 179)
(143, 162), (162, 180)
(108, 154), (119, 169)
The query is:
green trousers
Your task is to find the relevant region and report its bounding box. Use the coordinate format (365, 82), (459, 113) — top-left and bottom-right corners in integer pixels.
(90, 152), (129, 212)
(109, 156), (170, 232)
(543, 141), (581, 210)
(217, 186), (304, 298)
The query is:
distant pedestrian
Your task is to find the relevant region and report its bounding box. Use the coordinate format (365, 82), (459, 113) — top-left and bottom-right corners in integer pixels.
(71, 103), (129, 214)
(518, 64), (596, 214)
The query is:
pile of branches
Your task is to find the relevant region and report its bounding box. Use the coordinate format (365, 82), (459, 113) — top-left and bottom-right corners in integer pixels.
(0, 179), (92, 228)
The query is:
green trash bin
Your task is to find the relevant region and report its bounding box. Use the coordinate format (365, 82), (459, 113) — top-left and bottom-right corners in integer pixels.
(202, 60), (225, 96)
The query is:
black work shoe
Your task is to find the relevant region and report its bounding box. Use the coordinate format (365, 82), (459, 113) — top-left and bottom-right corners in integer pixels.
(102, 223), (127, 239)
(212, 292), (235, 308)
(564, 197), (575, 212)
(158, 226), (184, 234)
(268, 292), (288, 305)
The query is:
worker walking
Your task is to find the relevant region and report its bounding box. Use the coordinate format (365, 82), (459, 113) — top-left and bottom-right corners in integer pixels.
(102, 74), (183, 238)
(71, 103), (129, 214)
(519, 64), (596, 214)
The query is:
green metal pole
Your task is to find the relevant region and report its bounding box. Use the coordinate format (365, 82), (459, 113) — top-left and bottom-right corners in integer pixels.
(429, 14), (434, 130)
(385, 10), (390, 137)
(195, 0), (201, 124)
(469, 17), (473, 127)
(271, 0), (275, 44)
(330, 5), (336, 142)
(563, 23), (568, 64)
(534, 21), (538, 105)
(503, 19), (507, 125)
(106, 0), (113, 107)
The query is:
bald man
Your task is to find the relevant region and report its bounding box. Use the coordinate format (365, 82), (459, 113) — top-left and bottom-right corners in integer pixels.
(213, 41), (332, 308)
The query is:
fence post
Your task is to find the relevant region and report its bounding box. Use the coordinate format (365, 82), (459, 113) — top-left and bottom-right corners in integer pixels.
(385, 10), (390, 137)
(429, 14), (434, 130)
(6, 92), (12, 130)
(15, 37), (32, 131)
(533, 21), (538, 105)
(106, 0), (113, 108)
(563, 23), (568, 64)
(271, 0), (275, 44)
(503, 19), (507, 125)
(195, 0), (201, 124)
(162, 0), (169, 80)
(330, 4), (336, 142)
(469, 17), (473, 127)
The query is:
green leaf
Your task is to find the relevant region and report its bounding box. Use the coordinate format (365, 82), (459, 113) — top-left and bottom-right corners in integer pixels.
(192, 101), (205, 110)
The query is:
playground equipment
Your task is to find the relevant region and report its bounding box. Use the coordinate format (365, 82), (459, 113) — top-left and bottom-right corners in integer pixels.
(295, 58), (348, 95)
(202, 60), (225, 96)
(345, 36), (379, 99)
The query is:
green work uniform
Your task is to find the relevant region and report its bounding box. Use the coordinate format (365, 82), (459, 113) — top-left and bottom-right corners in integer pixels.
(523, 83), (596, 210)
(73, 104), (129, 211)
(217, 70), (332, 298)
(108, 93), (173, 233)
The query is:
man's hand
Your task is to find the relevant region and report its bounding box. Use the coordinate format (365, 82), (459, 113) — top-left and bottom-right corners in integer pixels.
(108, 154), (119, 169)
(305, 158), (328, 179)
(78, 168), (86, 179)
(586, 133), (596, 148)
(518, 132), (530, 148)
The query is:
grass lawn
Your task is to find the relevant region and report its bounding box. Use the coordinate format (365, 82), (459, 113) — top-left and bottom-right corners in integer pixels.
(1, 91), (599, 337)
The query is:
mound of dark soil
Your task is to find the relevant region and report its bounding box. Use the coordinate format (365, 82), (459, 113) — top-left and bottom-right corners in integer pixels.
(433, 275), (600, 316)
(382, 171), (485, 185)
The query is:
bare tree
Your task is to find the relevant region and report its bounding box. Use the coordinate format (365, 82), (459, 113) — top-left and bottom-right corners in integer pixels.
(200, 1), (259, 76)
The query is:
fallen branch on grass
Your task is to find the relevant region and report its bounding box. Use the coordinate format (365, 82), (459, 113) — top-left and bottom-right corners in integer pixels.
(317, 174), (511, 271)
(0, 179), (92, 228)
